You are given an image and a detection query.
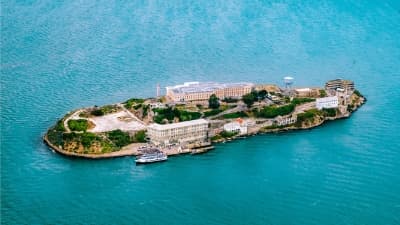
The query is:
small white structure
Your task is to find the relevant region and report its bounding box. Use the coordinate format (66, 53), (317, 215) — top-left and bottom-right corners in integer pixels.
(149, 102), (166, 109)
(275, 116), (296, 126)
(316, 96), (339, 109)
(223, 118), (248, 135)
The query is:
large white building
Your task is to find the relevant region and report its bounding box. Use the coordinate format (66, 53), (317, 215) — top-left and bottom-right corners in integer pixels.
(316, 96), (339, 109)
(147, 119), (209, 145)
(166, 82), (254, 102)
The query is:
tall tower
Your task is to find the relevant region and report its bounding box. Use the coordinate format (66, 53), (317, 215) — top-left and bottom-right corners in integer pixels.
(156, 83), (160, 98)
(284, 76), (294, 90)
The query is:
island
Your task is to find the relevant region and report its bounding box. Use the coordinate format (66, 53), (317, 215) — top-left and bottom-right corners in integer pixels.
(44, 78), (366, 159)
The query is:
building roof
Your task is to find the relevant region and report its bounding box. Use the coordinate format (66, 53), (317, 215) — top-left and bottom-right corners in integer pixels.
(166, 82), (254, 94)
(316, 96), (338, 102)
(148, 119), (209, 130)
(295, 88), (311, 92)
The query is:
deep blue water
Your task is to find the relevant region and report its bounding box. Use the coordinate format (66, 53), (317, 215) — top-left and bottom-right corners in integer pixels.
(1, 1), (400, 224)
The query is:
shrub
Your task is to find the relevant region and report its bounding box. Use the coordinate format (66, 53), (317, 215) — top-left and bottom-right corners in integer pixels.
(220, 130), (238, 138)
(142, 104), (149, 117)
(68, 119), (88, 132)
(107, 130), (133, 147)
(223, 111), (248, 119)
(242, 92), (257, 108)
(204, 109), (223, 117)
(124, 98), (145, 108)
(80, 132), (97, 148)
(354, 89), (363, 98)
(91, 105), (119, 116)
(153, 107), (200, 123)
(91, 109), (104, 116)
(222, 97), (238, 103)
(319, 89), (327, 97)
(47, 120), (65, 146)
(133, 104), (142, 110)
(295, 109), (322, 127)
(256, 104), (295, 118)
(291, 98), (315, 106)
(134, 130), (147, 143)
(322, 108), (336, 117)
(179, 111), (201, 121)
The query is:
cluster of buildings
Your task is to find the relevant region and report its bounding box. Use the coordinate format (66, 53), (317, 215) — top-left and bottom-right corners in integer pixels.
(166, 82), (254, 102)
(144, 79), (356, 146)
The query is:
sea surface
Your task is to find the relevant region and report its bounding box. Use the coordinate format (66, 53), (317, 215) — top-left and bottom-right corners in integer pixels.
(1, 1), (400, 224)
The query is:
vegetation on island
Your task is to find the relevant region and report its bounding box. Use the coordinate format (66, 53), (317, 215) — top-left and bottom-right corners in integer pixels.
(124, 98), (145, 109)
(222, 111), (248, 119)
(208, 94), (220, 109)
(221, 97), (238, 103)
(319, 89), (327, 97)
(153, 107), (201, 124)
(353, 89), (363, 98)
(211, 130), (239, 141)
(242, 90), (268, 108)
(203, 109), (223, 117)
(91, 105), (121, 116)
(68, 119), (89, 132)
(46, 114), (146, 154)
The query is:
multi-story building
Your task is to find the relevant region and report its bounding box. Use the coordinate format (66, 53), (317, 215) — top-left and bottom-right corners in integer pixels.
(147, 119), (209, 145)
(316, 96), (339, 109)
(166, 82), (254, 102)
(325, 79), (355, 95)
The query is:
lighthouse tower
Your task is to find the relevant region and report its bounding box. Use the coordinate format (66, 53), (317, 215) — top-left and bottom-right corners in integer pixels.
(156, 83), (160, 98)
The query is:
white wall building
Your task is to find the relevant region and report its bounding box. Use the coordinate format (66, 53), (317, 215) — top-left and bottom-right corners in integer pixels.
(316, 96), (339, 109)
(147, 119), (209, 145)
(223, 118), (248, 135)
(274, 116), (297, 126)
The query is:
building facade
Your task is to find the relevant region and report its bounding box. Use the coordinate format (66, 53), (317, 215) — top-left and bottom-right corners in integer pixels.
(325, 79), (355, 95)
(223, 118), (248, 135)
(316, 96), (339, 109)
(166, 82), (254, 102)
(294, 88), (320, 97)
(274, 115), (297, 126)
(147, 119), (209, 145)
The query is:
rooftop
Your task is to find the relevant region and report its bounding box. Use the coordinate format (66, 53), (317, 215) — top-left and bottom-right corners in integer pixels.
(166, 82), (254, 94)
(148, 119), (209, 130)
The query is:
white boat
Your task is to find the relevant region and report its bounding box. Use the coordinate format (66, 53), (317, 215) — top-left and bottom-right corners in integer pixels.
(135, 152), (168, 164)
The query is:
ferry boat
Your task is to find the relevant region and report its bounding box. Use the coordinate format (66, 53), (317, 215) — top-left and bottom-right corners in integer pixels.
(135, 150), (167, 164)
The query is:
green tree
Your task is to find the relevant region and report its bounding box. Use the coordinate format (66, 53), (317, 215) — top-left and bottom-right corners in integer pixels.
(208, 94), (220, 109)
(242, 92), (256, 108)
(319, 89), (327, 97)
(68, 119), (88, 131)
(134, 130), (147, 143)
(257, 90), (268, 100)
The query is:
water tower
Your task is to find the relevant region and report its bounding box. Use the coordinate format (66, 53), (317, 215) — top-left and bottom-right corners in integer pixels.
(284, 76), (294, 90)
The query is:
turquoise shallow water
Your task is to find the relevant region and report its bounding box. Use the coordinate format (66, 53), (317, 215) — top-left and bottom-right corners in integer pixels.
(1, 1), (400, 224)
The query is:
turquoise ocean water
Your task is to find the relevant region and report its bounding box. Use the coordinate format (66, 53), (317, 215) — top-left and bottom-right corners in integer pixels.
(1, 1), (400, 224)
